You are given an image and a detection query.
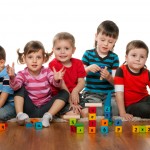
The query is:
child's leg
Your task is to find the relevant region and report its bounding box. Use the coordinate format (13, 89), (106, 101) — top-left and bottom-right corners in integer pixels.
(41, 89), (69, 127)
(0, 103), (16, 121)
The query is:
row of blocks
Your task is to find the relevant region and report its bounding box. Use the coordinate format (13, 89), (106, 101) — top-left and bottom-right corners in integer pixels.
(132, 125), (150, 133)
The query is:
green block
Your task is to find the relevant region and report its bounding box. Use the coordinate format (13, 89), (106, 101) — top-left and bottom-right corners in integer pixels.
(77, 126), (84, 133)
(75, 123), (84, 127)
(140, 126), (146, 133)
(69, 118), (77, 126)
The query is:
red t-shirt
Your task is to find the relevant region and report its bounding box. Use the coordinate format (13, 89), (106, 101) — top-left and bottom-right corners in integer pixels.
(49, 58), (86, 95)
(114, 65), (150, 106)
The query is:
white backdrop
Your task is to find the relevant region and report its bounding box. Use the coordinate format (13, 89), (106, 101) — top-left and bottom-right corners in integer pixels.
(0, 0), (150, 72)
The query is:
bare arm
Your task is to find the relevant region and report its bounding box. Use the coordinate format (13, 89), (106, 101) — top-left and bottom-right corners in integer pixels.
(116, 91), (133, 120)
(0, 92), (9, 108)
(84, 64), (100, 74)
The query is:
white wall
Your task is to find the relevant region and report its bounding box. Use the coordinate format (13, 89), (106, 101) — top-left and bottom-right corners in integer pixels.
(0, 0), (150, 72)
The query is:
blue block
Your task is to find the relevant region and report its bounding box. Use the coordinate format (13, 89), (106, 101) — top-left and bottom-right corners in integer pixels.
(114, 119), (122, 126)
(104, 92), (112, 106)
(104, 112), (112, 119)
(35, 122), (43, 130)
(104, 106), (112, 112)
(26, 123), (33, 128)
(100, 126), (108, 134)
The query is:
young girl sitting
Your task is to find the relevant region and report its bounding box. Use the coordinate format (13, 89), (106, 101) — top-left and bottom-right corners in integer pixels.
(7, 40), (69, 127)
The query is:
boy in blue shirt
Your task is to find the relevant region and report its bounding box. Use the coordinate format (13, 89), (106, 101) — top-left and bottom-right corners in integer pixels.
(0, 46), (16, 121)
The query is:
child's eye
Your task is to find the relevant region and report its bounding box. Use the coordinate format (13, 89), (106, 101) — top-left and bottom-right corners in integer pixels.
(65, 47), (69, 50)
(37, 56), (42, 59)
(56, 48), (61, 50)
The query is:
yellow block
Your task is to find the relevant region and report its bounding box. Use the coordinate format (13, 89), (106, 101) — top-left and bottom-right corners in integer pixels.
(115, 126), (122, 133)
(146, 125), (150, 132)
(132, 125), (139, 133)
(88, 113), (96, 120)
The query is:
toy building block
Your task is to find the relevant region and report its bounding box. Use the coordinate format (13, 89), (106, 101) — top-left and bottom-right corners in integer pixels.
(35, 122), (43, 130)
(0, 123), (6, 131)
(100, 126), (108, 134)
(89, 120), (96, 127)
(146, 125), (150, 132)
(132, 125), (140, 133)
(89, 107), (96, 113)
(114, 119), (122, 126)
(89, 113), (96, 120)
(85, 103), (102, 107)
(139, 126), (146, 133)
(26, 122), (33, 128)
(115, 126), (122, 133)
(69, 118), (77, 126)
(89, 127), (96, 134)
(104, 112), (112, 119)
(75, 123), (84, 134)
(100, 119), (108, 126)
(30, 118), (39, 124)
(70, 125), (76, 132)
(104, 106), (112, 113)
(104, 91), (111, 106)
(62, 115), (80, 119)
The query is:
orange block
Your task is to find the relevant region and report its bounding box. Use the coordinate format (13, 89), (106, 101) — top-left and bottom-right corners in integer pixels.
(100, 119), (108, 126)
(0, 123), (6, 131)
(88, 127), (96, 133)
(30, 118), (39, 124)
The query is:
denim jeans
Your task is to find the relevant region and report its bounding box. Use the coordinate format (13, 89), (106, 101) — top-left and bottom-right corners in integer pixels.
(0, 103), (16, 121)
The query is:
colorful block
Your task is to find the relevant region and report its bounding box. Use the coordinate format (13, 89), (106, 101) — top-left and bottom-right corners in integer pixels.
(100, 126), (108, 134)
(88, 127), (96, 133)
(89, 107), (96, 113)
(70, 125), (76, 132)
(146, 125), (150, 132)
(104, 106), (112, 113)
(85, 103), (102, 107)
(114, 119), (122, 126)
(77, 126), (84, 133)
(132, 125), (139, 133)
(0, 123), (6, 131)
(115, 126), (122, 132)
(104, 112), (112, 119)
(26, 122), (33, 128)
(69, 118), (77, 126)
(139, 126), (146, 133)
(30, 118), (39, 124)
(35, 122), (43, 130)
(89, 113), (96, 120)
(89, 120), (96, 127)
(100, 119), (108, 126)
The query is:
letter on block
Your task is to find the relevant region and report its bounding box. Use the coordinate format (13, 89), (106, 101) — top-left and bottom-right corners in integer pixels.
(146, 125), (150, 132)
(89, 113), (96, 120)
(89, 127), (96, 134)
(69, 118), (77, 126)
(114, 119), (122, 126)
(35, 122), (43, 130)
(132, 125), (139, 133)
(70, 125), (76, 132)
(89, 120), (96, 127)
(100, 126), (108, 134)
(0, 123), (6, 131)
(115, 126), (122, 133)
(100, 119), (108, 126)
(89, 107), (96, 113)
(77, 126), (84, 134)
(139, 126), (146, 133)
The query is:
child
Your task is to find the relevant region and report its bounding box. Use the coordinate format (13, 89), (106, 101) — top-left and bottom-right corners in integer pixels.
(114, 40), (150, 120)
(81, 20), (119, 115)
(0, 46), (16, 121)
(7, 41), (69, 127)
(49, 32), (88, 117)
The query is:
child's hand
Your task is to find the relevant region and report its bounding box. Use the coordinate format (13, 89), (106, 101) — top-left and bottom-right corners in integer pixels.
(7, 62), (15, 79)
(100, 68), (110, 80)
(70, 90), (79, 105)
(69, 103), (82, 114)
(120, 113), (133, 121)
(87, 64), (100, 73)
(52, 67), (65, 82)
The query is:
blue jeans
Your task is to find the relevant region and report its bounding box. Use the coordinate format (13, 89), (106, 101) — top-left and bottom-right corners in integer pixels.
(0, 103), (16, 121)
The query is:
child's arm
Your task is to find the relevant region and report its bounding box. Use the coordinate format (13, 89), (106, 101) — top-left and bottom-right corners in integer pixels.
(84, 64), (100, 74)
(0, 92), (9, 108)
(116, 91), (133, 120)
(71, 78), (85, 105)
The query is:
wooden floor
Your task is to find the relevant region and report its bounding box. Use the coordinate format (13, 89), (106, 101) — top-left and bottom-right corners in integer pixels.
(0, 120), (150, 150)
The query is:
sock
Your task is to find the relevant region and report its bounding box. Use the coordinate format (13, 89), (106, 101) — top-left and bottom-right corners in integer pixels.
(42, 112), (53, 127)
(16, 112), (29, 125)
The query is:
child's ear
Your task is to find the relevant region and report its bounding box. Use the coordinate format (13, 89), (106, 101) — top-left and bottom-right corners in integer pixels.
(95, 33), (98, 41)
(72, 47), (76, 54)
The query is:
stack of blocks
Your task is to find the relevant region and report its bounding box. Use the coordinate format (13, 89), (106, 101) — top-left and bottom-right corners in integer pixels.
(69, 118), (84, 133)
(114, 119), (122, 133)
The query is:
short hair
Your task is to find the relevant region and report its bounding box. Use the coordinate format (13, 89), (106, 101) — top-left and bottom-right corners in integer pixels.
(0, 46), (6, 60)
(126, 40), (149, 57)
(95, 20), (119, 47)
(52, 32), (75, 48)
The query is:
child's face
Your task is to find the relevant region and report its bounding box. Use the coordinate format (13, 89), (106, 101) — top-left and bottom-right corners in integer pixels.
(52, 40), (75, 66)
(95, 32), (117, 55)
(0, 59), (5, 72)
(125, 48), (147, 73)
(24, 49), (45, 76)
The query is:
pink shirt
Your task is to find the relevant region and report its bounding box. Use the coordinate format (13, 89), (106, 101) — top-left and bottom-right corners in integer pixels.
(10, 67), (62, 107)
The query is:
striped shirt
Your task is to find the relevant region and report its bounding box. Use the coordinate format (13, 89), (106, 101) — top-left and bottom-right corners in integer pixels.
(10, 67), (62, 107)
(82, 49), (119, 94)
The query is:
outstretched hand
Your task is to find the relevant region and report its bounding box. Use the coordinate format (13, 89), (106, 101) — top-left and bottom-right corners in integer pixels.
(7, 62), (15, 79)
(52, 67), (66, 81)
